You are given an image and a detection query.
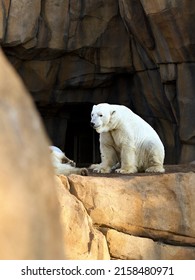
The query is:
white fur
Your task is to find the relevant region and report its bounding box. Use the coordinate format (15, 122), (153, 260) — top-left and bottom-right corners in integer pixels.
(50, 146), (88, 176)
(91, 103), (165, 174)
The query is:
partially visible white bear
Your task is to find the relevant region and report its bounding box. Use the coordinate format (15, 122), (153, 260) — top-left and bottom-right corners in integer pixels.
(50, 146), (88, 176)
(90, 103), (165, 174)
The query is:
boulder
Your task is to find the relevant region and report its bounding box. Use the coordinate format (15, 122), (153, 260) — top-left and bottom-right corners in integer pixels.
(0, 49), (64, 259)
(5, 0), (41, 46)
(51, 169), (195, 260)
(106, 229), (195, 260)
(69, 172), (195, 246)
(55, 176), (110, 260)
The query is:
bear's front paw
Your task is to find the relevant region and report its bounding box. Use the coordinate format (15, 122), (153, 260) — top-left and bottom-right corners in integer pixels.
(90, 163), (112, 173)
(115, 167), (137, 174)
(93, 166), (111, 173)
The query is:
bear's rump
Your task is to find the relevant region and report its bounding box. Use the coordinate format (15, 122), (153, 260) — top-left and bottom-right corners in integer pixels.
(135, 140), (164, 170)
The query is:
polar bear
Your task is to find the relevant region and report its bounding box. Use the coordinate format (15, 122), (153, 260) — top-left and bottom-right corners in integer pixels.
(50, 146), (88, 176)
(90, 103), (165, 174)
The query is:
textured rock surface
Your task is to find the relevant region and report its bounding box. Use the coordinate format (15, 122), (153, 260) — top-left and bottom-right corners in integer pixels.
(69, 173), (195, 245)
(106, 229), (195, 260)
(55, 169), (195, 260)
(1, 0), (195, 164)
(55, 175), (110, 260)
(0, 50), (64, 259)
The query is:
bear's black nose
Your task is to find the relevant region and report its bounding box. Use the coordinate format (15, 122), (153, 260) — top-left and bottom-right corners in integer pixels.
(90, 122), (95, 127)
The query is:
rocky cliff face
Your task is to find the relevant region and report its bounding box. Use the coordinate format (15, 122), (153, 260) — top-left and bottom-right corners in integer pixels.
(1, 1), (195, 165)
(56, 170), (195, 260)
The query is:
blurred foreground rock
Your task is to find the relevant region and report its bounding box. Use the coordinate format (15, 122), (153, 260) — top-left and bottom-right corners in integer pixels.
(55, 176), (110, 260)
(0, 50), (64, 259)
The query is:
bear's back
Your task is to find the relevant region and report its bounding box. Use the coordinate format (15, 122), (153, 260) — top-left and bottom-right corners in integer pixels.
(115, 105), (162, 143)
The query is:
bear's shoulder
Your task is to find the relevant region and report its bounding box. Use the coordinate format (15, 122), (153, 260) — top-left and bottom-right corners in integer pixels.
(112, 105), (134, 118)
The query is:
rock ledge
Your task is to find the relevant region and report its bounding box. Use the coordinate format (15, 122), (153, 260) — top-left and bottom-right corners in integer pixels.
(55, 167), (195, 260)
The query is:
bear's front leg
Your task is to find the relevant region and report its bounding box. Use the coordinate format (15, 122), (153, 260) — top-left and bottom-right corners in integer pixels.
(94, 150), (118, 173)
(115, 145), (138, 174)
(94, 141), (118, 173)
(92, 132), (118, 173)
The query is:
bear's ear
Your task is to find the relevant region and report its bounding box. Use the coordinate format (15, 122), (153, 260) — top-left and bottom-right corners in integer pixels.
(111, 110), (116, 115)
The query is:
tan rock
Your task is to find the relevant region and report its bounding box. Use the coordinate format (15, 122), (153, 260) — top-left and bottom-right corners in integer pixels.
(57, 175), (70, 191)
(40, 0), (69, 50)
(5, 0), (41, 46)
(67, 0), (118, 51)
(177, 63), (195, 162)
(106, 229), (195, 260)
(0, 0), (10, 40)
(55, 175), (110, 260)
(140, 0), (179, 14)
(69, 173), (195, 245)
(159, 64), (177, 83)
(119, 0), (155, 50)
(0, 49), (64, 259)
(19, 60), (59, 93)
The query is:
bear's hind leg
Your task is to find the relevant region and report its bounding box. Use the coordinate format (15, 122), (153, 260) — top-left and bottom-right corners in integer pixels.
(145, 149), (165, 173)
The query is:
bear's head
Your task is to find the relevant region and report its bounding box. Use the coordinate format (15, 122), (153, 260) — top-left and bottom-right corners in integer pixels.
(90, 103), (116, 133)
(49, 146), (75, 166)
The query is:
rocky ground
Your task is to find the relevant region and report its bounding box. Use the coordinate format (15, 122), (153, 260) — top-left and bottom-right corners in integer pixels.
(88, 164), (195, 177)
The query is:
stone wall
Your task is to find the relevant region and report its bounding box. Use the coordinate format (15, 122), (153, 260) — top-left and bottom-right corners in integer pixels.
(56, 171), (195, 260)
(1, 0), (195, 164)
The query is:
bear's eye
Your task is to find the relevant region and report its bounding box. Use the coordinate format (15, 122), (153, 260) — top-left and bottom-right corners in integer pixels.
(99, 114), (103, 117)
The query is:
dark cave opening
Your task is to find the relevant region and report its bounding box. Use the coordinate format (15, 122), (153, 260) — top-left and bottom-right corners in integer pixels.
(39, 102), (101, 167)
